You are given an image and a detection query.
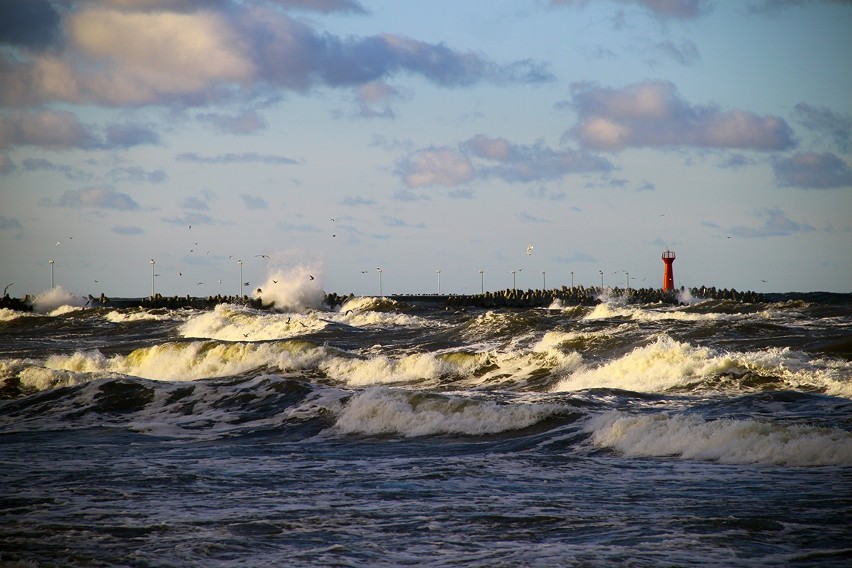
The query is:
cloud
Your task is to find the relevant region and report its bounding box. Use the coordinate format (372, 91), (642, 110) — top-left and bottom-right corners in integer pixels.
(180, 196), (210, 210)
(652, 38), (700, 65)
(267, 0), (367, 14)
(48, 187), (141, 210)
(0, 0), (61, 50)
(112, 225), (145, 235)
(196, 109), (268, 134)
(793, 103), (851, 153)
(0, 215), (23, 230)
(516, 211), (550, 224)
(110, 166), (167, 184)
(729, 207), (815, 238)
(241, 194), (268, 210)
(0, 110), (96, 150)
(0, 4), (552, 108)
(162, 212), (218, 226)
(463, 135), (614, 182)
(176, 152), (299, 165)
(398, 148), (475, 188)
(382, 216), (425, 228)
(21, 158), (92, 181)
(105, 123), (161, 148)
(398, 135), (613, 188)
(773, 152), (852, 189)
(568, 80), (795, 152)
(0, 153), (12, 175)
(0, 110), (164, 151)
(550, 0), (711, 19)
(339, 195), (377, 207)
(747, 0), (852, 15)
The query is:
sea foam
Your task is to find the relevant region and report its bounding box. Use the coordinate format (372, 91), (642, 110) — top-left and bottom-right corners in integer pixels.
(584, 410), (852, 466)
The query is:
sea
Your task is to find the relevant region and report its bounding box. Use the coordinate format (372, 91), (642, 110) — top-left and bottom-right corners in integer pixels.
(1, 284), (851, 567)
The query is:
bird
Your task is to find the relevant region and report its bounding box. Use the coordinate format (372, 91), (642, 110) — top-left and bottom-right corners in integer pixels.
(243, 281), (249, 286)
(3, 283), (12, 296)
(526, 244), (534, 255)
(188, 225), (192, 229)
(197, 282), (204, 286)
(309, 275), (314, 280)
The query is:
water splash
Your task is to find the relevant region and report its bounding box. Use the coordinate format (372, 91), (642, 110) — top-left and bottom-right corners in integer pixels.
(251, 253), (324, 311)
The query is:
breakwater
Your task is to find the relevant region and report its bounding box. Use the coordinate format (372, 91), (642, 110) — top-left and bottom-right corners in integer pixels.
(1, 285), (768, 313)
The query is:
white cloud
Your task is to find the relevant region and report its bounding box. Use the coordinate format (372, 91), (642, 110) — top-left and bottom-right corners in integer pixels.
(569, 80), (795, 152)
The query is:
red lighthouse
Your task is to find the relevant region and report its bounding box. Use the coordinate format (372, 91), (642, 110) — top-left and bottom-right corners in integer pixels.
(662, 250), (676, 291)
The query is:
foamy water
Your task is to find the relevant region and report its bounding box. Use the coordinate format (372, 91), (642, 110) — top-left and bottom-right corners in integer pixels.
(2, 290), (850, 567)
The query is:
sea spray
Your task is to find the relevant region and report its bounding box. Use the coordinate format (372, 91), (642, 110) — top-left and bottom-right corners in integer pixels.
(31, 287), (88, 314)
(252, 252), (325, 311)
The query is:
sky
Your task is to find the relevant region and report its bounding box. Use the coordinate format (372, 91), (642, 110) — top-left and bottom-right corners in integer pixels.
(1, 0), (851, 299)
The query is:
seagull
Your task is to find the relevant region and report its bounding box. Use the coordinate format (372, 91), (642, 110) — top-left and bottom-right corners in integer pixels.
(255, 254), (269, 259)
(243, 281), (250, 286)
(188, 225), (192, 229)
(197, 282), (204, 286)
(309, 275), (314, 280)
(526, 244), (534, 255)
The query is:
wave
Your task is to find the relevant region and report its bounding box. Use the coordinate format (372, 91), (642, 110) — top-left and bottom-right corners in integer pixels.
(549, 334), (852, 398)
(31, 287), (89, 314)
(584, 410), (852, 466)
(333, 387), (564, 437)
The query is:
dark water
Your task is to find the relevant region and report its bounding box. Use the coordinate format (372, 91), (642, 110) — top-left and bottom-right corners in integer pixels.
(1, 291), (851, 566)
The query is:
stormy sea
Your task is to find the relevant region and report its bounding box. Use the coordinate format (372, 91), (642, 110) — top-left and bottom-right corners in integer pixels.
(1, 282), (851, 567)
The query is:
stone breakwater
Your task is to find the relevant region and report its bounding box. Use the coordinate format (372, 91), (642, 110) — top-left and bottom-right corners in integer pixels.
(1, 285), (766, 313)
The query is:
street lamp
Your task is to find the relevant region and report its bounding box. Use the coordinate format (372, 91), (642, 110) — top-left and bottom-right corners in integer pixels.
(49, 259), (55, 289)
(436, 269), (441, 295)
(599, 270), (604, 290)
(149, 259), (155, 296)
(238, 259), (243, 297)
(511, 270), (516, 291)
(570, 271), (574, 288)
(541, 271), (546, 290)
(626, 271), (630, 291)
(479, 269), (484, 294)
(377, 267), (383, 296)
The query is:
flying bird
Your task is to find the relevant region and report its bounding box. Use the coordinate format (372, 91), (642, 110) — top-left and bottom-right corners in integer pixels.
(526, 244), (534, 255)
(309, 275), (314, 280)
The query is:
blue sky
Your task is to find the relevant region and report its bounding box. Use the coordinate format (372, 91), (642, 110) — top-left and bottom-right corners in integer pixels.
(1, 0), (850, 298)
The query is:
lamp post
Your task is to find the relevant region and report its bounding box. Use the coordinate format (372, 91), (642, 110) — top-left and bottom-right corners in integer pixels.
(599, 270), (604, 290)
(626, 271), (630, 291)
(436, 269), (441, 295)
(377, 267), (383, 296)
(49, 259), (55, 289)
(479, 270), (484, 294)
(570, 271), (574, 288)
(238, 259), (243, 297)
(541, 271), (546, 290)
(511, 270), (516, 291)
(149, 259), (155, 296)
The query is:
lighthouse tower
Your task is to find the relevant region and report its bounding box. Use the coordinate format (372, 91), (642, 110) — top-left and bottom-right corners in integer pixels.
(662, 250), (676, 291)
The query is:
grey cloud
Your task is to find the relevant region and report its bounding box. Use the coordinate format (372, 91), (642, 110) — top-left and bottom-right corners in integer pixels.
(49, 187), (141, 210)
(747, 0), (852, 15)
(0, 0), (61, 49)
(241, 194), (269, 210)
(113, 225), (145, 235)
(180, 196), (210, 210)
(773, 152), (852, 189)
(339, 195), (377, 207)
(550, 0), (711, 19)
(110, 166), (167, 184)
(176, 152), (299, 165)
(197, 109), (268, 135)
(0, 215), (23, 230)
(22, 158), (94, 181)
(463, 134), (614, 183)
(793, 103), (851, 153)
(653, 38), (700, 65)
(105, 123), (161, 148)
(266, 0), (367, 14)
(730, 207), (815, 238)
(569, 80), (795, 152)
